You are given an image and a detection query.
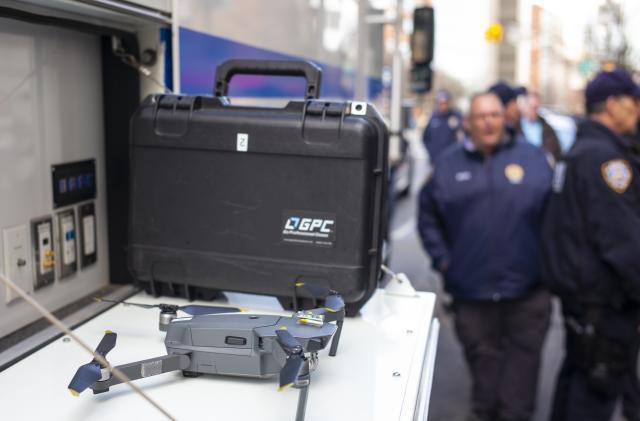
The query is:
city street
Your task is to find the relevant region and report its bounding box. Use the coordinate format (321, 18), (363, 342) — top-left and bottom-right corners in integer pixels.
(386, 131), (624, 421)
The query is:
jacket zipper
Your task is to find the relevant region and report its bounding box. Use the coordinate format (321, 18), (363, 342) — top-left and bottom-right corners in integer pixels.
(485, 153), (500, 301)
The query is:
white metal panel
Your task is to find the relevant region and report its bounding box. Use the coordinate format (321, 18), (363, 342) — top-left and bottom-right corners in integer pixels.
(0, 289), (437, 420)
(175, 0), (359, 69)
(3, 0), (171, 29)
(126, 0), (171, 13)
(0, 18), (110, 337)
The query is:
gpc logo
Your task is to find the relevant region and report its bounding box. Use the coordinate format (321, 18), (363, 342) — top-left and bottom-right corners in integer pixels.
(284, 217), (334, 233)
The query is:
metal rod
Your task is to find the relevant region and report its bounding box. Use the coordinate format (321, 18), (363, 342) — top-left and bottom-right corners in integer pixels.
(0, 272), (176, 421)
(388, 0), (404, 164)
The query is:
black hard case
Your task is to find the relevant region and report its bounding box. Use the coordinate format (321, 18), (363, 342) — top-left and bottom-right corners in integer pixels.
(128, 60), (388, 316)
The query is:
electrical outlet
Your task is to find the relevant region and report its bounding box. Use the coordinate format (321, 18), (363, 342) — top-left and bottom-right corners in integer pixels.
(78, 202), (97, 268)
(31, 216), (55, 290)
(3, 225), (33, 303)
(56, 208), (77, 279)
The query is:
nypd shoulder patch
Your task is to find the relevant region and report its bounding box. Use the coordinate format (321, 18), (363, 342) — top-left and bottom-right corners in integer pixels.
(601, 159), (633, 194)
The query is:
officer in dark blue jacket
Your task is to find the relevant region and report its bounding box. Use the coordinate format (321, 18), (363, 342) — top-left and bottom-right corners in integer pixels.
(543, 68), (640, 421)
(422, 89), (464, 162)
(418, 92), (553, 421)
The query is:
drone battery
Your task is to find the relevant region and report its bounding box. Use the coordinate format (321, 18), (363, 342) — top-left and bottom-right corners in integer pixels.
(128, 59), (388, 316)
(296, 312), (325, 327)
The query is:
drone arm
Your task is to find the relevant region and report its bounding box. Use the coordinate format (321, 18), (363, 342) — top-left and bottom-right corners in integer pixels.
(91, 354), (191, 393)
(306, 308), (345, 357)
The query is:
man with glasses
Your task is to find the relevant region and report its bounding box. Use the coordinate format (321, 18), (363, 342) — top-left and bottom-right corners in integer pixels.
(418, 92), (552, 421)
(543, 68), (640, 421)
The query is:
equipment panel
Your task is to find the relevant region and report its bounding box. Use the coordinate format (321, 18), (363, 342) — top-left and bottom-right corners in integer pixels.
(51, 160), (97, 209)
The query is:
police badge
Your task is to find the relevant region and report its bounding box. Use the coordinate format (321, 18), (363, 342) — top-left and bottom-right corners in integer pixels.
(505, 163), (525, 184)
(601, 159), (632, 194)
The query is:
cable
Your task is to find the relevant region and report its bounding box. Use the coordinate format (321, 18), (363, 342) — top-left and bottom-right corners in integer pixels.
(111, 36), (172, 93)
(380, 264), (397, 278)
(0, 272), (176, 421)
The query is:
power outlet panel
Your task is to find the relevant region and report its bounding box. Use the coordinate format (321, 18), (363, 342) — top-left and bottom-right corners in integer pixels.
(31, 217), (55, 290)
(56, 208), (77, 279)
(2, 225), (33, 303)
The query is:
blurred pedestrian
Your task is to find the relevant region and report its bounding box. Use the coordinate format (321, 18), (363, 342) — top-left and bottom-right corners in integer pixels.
(418, 92), (552, 421)
(520, 92), (562, 161)
(490, 82), (562, 162)
(422, 89), (463, 162)
(489, 81), (526, 130)
(542, 68), (640, 421)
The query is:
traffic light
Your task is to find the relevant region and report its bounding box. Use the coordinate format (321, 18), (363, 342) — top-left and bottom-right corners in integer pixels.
(411, 6), (434, 93)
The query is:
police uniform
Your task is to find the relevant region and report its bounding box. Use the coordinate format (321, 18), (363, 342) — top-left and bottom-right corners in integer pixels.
(542, 72), (640, 421)
(418, 131), (552, 421)
(422, 109), (464, 162)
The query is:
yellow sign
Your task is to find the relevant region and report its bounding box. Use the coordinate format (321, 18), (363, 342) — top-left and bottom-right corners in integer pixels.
(485, 23), (503, 43)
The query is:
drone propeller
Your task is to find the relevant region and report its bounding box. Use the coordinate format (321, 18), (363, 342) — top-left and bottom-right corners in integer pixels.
(294, 282), (345, 313)
(295, 282), (333, 298)
(94, 298), (240, 316)
(294, 282), (346, 358)
(324, 294), (345, 313)
(275, 328), (306, 391)
(68, 331), (117, 396)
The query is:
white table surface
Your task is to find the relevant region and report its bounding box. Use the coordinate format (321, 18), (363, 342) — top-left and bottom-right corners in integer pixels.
(0, 287), (437, 421)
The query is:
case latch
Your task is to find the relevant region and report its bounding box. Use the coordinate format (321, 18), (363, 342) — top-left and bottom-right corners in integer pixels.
(154, 95), (197, 136)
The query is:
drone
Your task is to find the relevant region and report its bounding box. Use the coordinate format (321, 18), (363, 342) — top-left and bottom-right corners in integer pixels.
(70, 285), (346, 421)
(94, 282), (345, 355)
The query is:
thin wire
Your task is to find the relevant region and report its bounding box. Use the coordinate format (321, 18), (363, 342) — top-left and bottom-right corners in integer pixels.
(0, 272), (176, 421)
(113, 47), (173, 94)
(380, 264), (397, 278)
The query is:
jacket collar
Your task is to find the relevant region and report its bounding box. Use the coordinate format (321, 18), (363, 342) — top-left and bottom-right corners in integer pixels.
(463, 128), (517, 156)
(578, 119), (634, 153)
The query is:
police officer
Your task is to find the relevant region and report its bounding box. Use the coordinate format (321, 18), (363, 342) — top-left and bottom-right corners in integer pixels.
(488, 81), (526, 131)
(418, 92), (552, 421)
(422, 89), (463, 162)
(542, 68), (640, 421)
(489, 81), (562, 161)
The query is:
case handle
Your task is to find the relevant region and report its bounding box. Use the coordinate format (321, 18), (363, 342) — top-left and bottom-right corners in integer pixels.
(214, 59), (322, 99)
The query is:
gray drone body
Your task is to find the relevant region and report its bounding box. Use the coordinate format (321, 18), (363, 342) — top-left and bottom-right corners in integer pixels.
(71, 287), (345, 421)
(164, 313), (336, 379)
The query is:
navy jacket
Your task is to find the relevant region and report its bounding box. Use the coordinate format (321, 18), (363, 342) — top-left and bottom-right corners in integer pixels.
(418, 135), (552, 300)
(542, 120), (640, 308)
(422, 110), (463, 161)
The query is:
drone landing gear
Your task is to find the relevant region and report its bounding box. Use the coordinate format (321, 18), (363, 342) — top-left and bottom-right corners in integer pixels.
(328, 319), (343, 357)
(293, 361), (311, 421)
